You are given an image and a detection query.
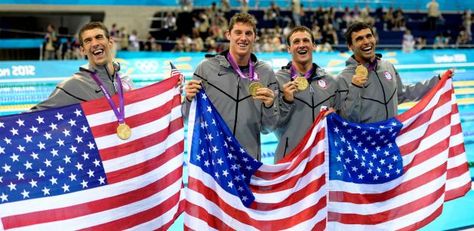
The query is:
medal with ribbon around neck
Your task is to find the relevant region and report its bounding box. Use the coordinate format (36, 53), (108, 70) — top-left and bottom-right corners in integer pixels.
(227, 52), (263, 96)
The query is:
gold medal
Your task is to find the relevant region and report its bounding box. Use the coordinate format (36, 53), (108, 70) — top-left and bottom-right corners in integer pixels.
(116, 123), (131, 140)
(355, 65), (368, 78)
(249, 82), (264, 96)
(294, 77), (309, 91)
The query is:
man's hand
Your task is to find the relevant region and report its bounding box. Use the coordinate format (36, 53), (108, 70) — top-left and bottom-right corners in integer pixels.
(184, 79), (202, 101)
(352, 74), (368, 87)
(253, 87), (275, 107)
(282, 81), (298, 102)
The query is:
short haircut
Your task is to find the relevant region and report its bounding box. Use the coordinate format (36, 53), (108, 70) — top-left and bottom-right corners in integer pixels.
(228, 12), (257, 35)
(344, 21), (374, 46)
(78, 21), (110, 46)
(286, 25), (315, 46)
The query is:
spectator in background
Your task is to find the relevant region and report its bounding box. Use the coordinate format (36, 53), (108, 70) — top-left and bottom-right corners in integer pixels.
(119, 27), (129, 51)
(456, 28), (470, 47)
(433, 33), (449, 49)
(240, 0), (249, 13)
(221, 0), (230, 12)
(462, 10), (472, 41)
(402, 29), (415, 53)
(291, 0), (302, 26)
(415, 36), (427, 50)
(383, 7), (395, 31)
(43, 24), (58, 60)
(426, 0), (441, 30)
(128, 30), (139, 51)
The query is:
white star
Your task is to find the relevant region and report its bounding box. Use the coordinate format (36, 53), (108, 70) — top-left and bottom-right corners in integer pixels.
(44, 132), (52, 140)
(64, 155), (72, 163)
(98, 176), (106, 184)
(24, 161), (33, 169)
(217, 158), (224, 165)
(31, 152), (39, 159)
(55, 112), (64, 120)
(81, 125), (89, 133)
(93, 159), (101, 167)
(204, 160), (210, 167)
(29, 179), (38, 187)
(75, 135), (83, 143)
(373, 175), (379, 180)
(385, 172), (390, 178)
(57, 139), (65, 146)
(21, 189), (30, 198)
(207, 106), (212, 113)
(4, 137), (11, 144)
(227, 181), (234, 188)
(30, 126), (39, 133)
(10, 127), (19, 135)
(7, 182), (16, 191)
(44, 159), (52, 167)
(49, 123), (58, 130)
(10, 153), (20, 162)
(50, 176), (58, 185)
(42, 187), (50, 195)
(62, 184), (70, 192)
(336, 155), (342, 162)
(0, 146), (4, 154)
(81, 180), (89, 188)
(222, 170), (229, 177)
(50, 149), (59, 156)
(63, 129), (71, 137)
(2, 163), (12, 172)
(36, 116), (45, 124)
(68, 119), (77, 127)
(0, 176), (2, 183)
(24, 135), (33, 143)
(37, 169), (46, 177)
(74, 109), (82, 116)
(37, 142), (46, 150)
(69, 173), (77, 181)
(57, 166), (65, 174)
(87, 169), (95, 177)
(16, 118), (25, 127)
(358, 174), (364, 179)
(75, 162), (84, 170)
(88, 142), (96, 150)
(69, 145), (78, 153)
(0, 122), (4, 128)
(212, 146), (218, 153)
(0, 193), (7, 202)
(82, 152), (89, 160)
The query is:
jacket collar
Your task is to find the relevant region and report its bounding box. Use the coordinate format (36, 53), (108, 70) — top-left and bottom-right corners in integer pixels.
(282, 61), (326, 80)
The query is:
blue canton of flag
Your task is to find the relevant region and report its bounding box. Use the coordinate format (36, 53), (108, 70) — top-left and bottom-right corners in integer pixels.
(0, 105), (106, 204)
(327, 114), (404, 184)
(189, 90), (262, 207)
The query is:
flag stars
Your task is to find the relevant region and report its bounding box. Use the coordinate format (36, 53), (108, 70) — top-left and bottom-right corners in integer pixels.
(30, 126), (39, 133)
(3, 163), (12, 172)
(24, 135), (33, 143)
(385, 172), (390, 178)
(57, 139), (65, 146)
(87, 142), (96, 150)
(21, 189), (30, 199)
(10, 153), (20, 162)
(37, 142), (46, 150)
(392, 155), (399, 161)
(69, 145), (78, 153)
(31, 152), (39, 159)
(358, 174), (364, 179)
(336, 170), (342, 175)
(4, 137), (12, 144)
(49, 123), (58, 130)
(24, 161), (33, 170)
(42, 187), (50, 195)
(212, 146), (219, 153)
(55, 112), (64, 120)
(69, 173), (77, 181)
(74, 109), (82, 117)
(62, 184), (70, 192)
(44, 159), (52, 167)
(75, 135), (83, 143)
(16, 171), (25, 180)
(366, 136), (372, 141)
(98, 176), (106, 184)
(396, 169), (401, 174)
(29, 179), (38, 188)
(206, 106), (212, 113)
(57, 166), (65, 174)
(0, 193), (7, 202)
(227, 181), (234, 188)
(8, 182), (16, 191)
(81, 125), (89, 133)
(64, 155), (72, 164)
(0, 121), (4, 128)
(68, 119), (77, 127)
(81, 180), (88, 188)
(93, 159), (101, 167)
(37, 169), (46, 177)
(36, 116), (45, 124)
(87, 169), (95, 178)
(75, 162), (83, 170)
(49, 176), (58, 185)
(63, 129), (71, 137)
(44, 132), (52, 140)
(10, 127), (19, 136)
(51, 149), (59, 156)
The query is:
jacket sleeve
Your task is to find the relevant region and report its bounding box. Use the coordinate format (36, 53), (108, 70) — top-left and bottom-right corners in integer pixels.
(260, 67), (280, 134)
(30, 78), (86, 111)
(336, 70), (364, 123)
(396, 67), (439, 103)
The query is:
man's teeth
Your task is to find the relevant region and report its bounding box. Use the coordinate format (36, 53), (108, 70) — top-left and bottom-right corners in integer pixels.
(362, 47), (372, 51)
(93, 49), (104, 55)
(298, 50), (308, 54)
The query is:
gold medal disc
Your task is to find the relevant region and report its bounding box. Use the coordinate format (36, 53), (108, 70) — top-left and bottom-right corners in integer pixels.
(117, 123), (132, 140)
(355, 65), (368, 78)
(249, 82), (264, 96)
(294, 77), (309, 91)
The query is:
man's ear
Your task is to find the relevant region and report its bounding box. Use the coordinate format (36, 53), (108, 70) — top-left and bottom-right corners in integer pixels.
(79, 45), (85, 56)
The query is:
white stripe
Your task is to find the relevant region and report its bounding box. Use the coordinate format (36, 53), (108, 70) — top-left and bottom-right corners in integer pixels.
(446, 171), (471, 191)
(397, 99), (451, 147)
(279, 206), (327, 231)
(329, 172), (446, 214)
(251, 138), (326, 186)
(103, 128), (183, 172)
(183, 212), (218, 231)
(186, 96), (197, 165)
(10, 179), (183, 231)
(85, 88), (177, 127)
(329, 149), (449, 194)
(94, 106), (181, 149)
(447, 150), (469, 170)
(187, 163), (326, 221)
(0, 153), (183, 216)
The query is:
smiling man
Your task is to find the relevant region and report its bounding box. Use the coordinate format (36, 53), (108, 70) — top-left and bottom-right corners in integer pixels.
(274, 26), (338, 161)
(32, 22), (133, 111)
(336, 21), (443, 123)
(184, 13), (278, 160)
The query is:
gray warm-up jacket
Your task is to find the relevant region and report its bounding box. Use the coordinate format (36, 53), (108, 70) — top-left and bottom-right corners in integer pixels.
(31, 63), (133, 111)
(274, 62), (337, 162)
(183, 51), (279, 160)
(337, 55), (439, 123)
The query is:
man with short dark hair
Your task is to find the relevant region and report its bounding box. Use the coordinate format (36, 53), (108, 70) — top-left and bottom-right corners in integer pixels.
(274, 25), (337, 161)
(336, 21), (449, 123)
(184, 13), (278, 160)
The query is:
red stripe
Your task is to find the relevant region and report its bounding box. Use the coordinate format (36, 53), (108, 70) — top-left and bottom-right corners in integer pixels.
(187, 177), (327, 229)
(330, 162), (446, 204)
(2, 167), (183, 229)
(328, 184), (445, 225)
(106, 141), (183, 184)
(445, 181), (472, 201)
(99, 117), (183, 161)
(83, 191), (183, 230)
(185, 201), (238, 230)
(401, 137), (449, 172)
(255, 129), (325, 180)
(398, 205), (443, 231)
(90, 95), (181, 138)
(81, 76), (179, 115)
(447, 162), (470, 179)
(398, 89), (451, 137)
(396, 78), (450, 123)
(251, 150), (325, 193)
(398, 112), (451, 156)
(448, 143), (467, 160)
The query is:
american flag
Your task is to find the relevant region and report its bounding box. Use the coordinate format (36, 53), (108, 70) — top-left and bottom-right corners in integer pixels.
(184, 89), (328, 230)
(327, 76), (471, 230)
(184, 75), (471, 230)
(0, 73), (184, 230)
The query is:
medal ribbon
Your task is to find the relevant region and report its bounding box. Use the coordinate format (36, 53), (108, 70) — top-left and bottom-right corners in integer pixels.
(90, 70), (125, 124)
(290, 64), (314, 80)
(226, 52), (258, 81)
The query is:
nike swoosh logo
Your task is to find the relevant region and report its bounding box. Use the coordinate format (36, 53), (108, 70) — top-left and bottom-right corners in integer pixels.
(95, 89), (102, 93)
(217, 72), (225, 76)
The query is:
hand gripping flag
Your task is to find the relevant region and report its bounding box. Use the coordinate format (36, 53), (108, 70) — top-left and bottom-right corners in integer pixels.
(0, 70), (184, 230)
(326, 73), (471, 230)
(185, 71), (471, 230)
